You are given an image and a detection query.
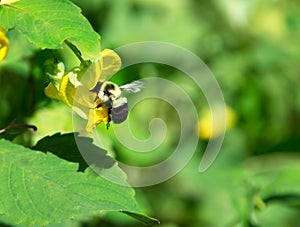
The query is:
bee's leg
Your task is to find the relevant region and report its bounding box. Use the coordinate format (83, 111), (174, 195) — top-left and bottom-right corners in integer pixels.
(106, 108), (112, 129)
(106, 116), (111, 129)
(106, 121), (110, 129)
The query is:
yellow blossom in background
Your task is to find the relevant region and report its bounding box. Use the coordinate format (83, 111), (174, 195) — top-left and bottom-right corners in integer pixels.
(0, 26), (9, 62)
(198, 105), (237, 140)
(252, 7), (287, 41)
(44, 49), (121, 132)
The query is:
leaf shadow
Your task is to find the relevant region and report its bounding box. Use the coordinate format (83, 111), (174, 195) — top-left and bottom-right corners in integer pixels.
(32, 132), (115, 172)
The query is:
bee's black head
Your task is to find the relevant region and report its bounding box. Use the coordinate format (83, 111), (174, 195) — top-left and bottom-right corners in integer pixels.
(104, 83), (116, 95)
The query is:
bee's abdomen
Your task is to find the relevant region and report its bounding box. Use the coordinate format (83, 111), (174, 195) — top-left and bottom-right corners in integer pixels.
(111, 100), (128, 124)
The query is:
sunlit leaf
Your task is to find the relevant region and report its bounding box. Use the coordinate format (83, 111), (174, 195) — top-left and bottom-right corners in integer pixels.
(0, 0), (101, 58)
(0, 139), (158, 225)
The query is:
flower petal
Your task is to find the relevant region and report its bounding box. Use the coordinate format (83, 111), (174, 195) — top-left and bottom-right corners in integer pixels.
(59, 72), (77, 108)
(68, 68), (83, 87)
(44, 49), (122, 133)
(44, 83), (62, 101)
(198, 105), (237, 140)
(74, 85), (97, 108)
(86, 105), (109, 132)
(79, 58), (103, 90)
(0, 27), (9, 62)
(100, 49), (122, 81)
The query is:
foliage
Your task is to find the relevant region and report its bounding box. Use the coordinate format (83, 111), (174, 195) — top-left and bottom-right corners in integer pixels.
(0, 0), (100, 59)
(0, 139), (154, 226)
(0, 0), (157, 225)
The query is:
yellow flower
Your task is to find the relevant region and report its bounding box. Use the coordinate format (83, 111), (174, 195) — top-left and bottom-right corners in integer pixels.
(198, 105), (237, 140)
(0, 26), (9, 62)
(44, 49), (121, 132)
(86, 105), (110, 133)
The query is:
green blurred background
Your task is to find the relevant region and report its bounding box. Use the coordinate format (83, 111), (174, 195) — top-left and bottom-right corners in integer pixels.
(1, 0), (300, 226)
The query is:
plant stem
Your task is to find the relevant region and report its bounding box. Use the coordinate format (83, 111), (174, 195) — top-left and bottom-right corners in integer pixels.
(64, 40), (87, 66)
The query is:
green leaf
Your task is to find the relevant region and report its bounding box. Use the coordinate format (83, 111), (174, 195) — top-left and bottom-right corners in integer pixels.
(122, 211), (161, 225)
(247, 153), (300, 210)
(0, 139), (158, 225)
(0, 0), (101, 59)
(263, 194), (300, 208)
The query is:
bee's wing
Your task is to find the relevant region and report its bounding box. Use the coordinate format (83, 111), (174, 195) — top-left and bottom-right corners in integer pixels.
(120, 80), (145, 94)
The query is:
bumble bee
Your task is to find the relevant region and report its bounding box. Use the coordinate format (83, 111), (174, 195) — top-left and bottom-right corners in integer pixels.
(90, 80), (144, 128)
